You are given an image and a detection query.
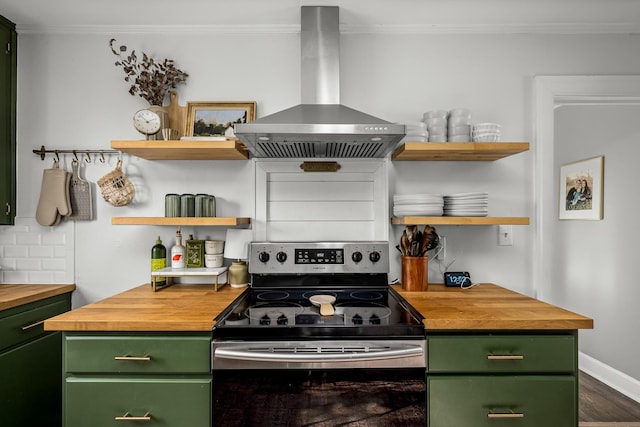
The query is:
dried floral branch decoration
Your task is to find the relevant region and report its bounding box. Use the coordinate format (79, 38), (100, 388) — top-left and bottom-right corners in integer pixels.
(109, 39), (189, 106)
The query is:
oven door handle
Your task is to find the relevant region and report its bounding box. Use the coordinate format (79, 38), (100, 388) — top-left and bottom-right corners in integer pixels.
(214, 345), (423, 363)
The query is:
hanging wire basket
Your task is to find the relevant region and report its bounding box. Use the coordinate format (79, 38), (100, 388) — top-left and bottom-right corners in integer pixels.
(97, 159), (135, 207)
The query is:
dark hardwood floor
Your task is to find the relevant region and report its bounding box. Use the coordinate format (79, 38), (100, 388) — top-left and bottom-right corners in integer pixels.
(580, 371), (640, 423)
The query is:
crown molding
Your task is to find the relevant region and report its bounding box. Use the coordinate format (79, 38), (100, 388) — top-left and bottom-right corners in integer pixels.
(15, 24), (299, 35)
(343, 22), (640, 35)
(16, 22), (640, 36)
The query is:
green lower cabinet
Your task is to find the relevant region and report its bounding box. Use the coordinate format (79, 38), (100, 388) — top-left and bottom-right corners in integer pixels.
(65, 377), (211, 427)
(428, 375), (576, 426)
(0, 332), (63, 427)
(62, 333), (213, 427)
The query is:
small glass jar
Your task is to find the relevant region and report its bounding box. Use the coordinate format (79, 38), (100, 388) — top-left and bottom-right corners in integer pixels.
(164, 194), (180, 217)
(180, 194), (195, 217)
(195, 194), (208, 217)
(205, 195), (216, 217)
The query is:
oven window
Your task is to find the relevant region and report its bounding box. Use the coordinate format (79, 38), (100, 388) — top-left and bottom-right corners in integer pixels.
(213, 368), (425, 426)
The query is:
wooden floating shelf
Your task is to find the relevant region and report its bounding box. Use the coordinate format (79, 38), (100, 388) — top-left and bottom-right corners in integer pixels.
(111, 139), (249, 160)
(112, 217), (251, 226)
(392, 142), (530, 161)
(391, 216), (530, 226)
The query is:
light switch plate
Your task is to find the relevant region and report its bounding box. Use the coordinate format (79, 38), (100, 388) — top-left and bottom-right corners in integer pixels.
(498, 225), (513, 246)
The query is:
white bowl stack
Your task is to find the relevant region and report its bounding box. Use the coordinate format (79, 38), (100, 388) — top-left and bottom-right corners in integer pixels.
(204, 240), (224, 268)
(423, 110), (448, 142)
(447, 108), (472, 142)
(399, 121), (429, 142)
(443, 192), (489, 217)
(472, 123), (502, 142)
(393, 193), (444, 217)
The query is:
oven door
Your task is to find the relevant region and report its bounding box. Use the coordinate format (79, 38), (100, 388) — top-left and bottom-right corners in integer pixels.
(211, 339), (426, 426)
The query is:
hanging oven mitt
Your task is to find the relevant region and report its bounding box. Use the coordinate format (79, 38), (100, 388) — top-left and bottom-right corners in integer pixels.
(36, 161), (72, 226)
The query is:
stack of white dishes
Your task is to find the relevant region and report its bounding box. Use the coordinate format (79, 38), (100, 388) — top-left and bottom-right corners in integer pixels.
(423, 110), (448, 142)
(443, 192), (488, 217)
(448, 108), (472, 142)
(472, 123), (502, 142)
(399, 121), (429, 142)
(393, 193), (444, 217)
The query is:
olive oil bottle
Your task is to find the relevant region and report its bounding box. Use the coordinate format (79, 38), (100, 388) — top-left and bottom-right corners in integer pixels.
(151, 236), (167, 286)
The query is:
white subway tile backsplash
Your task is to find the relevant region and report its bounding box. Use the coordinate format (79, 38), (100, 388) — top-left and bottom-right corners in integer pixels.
(0, 259), (15, 270)
(17, 258), (41, 270)
(3, 270), (28, 283)
(29, 245), (54, 258)
(0, 230), (17, 245)
(5, 246), (28, 258)
(54, 271), (72, 283)
(2, 222), (28, 233)
(16, 232), (41, 245)
(41, 231), (67, 246)
(0, 217), (74, 284)
(42, 258), (66, 271)
(53, 246), (68, 257)
(28, 271), (55, 283)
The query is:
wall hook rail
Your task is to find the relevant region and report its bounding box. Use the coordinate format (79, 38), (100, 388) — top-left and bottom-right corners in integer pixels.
(32, 145), (120, 162)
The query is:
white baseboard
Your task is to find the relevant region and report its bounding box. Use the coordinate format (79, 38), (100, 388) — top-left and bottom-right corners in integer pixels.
(580, 352), (640, 403)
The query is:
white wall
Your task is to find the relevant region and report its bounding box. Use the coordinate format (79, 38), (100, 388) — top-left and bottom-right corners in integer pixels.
(1, 27), (639, 387)
(552, 104), (640, 391)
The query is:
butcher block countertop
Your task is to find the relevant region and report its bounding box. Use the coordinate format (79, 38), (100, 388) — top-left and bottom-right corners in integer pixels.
(0, 284), (76, 311)
(393, 283), (593, 331)
(44, 282), (593, 332)
(44, 283), (246, 332)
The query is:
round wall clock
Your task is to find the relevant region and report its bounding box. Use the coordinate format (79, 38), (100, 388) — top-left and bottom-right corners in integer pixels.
(133, 109), (161, 137)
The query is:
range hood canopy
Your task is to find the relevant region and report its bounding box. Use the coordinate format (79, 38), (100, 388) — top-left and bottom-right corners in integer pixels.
(235, 6), (405, 159)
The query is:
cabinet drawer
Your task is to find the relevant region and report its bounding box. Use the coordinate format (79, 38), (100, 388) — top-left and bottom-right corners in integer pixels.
(0, 296), (70, 351)
(428, 335), (576, 373)
(65, 377), (211, 427)
(428, 375), (576, 427)
(65, 334), (211, 374)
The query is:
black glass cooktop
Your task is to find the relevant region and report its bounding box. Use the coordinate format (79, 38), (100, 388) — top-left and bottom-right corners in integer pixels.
(213, 285), (425, 340)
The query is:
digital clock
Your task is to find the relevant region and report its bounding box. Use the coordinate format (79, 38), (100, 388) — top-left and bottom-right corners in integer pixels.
(444, 271), (471, 287)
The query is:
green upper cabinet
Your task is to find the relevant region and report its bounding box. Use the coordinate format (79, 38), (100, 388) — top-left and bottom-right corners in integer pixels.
(0, 15), (16, 226)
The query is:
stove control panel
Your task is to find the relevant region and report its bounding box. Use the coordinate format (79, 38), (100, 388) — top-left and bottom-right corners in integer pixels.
(249, 242), (389, 275)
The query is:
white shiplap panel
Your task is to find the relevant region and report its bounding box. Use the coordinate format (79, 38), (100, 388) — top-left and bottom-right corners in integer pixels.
(268, 172), (376, 182)
(269, 181), (374, 201)
(269, 201), (375, 221)
(266, 221), (375, 242)
(254, 160), (388, 242)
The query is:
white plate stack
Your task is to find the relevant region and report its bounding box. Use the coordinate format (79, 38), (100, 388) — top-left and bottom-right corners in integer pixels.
(399, 121), (429, 142)
(448, 108), (472, 142)
(393, 194), (444, 217)
(443, 192), (489, 217)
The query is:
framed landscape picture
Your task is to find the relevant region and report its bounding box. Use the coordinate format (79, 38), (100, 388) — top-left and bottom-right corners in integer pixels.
(559, 156), (604, 220)
(185, 101), (256, 138)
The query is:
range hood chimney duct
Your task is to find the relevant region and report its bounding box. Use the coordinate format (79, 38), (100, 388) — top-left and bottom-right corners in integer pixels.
(235, 6), (405, 159)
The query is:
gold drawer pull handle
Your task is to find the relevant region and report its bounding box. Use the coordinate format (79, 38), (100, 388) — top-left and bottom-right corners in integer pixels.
(21, 320), (45, 331)
(487, 410), (524, 419)
(487, 354), (524, 360)
(115, 411), (151, 422)
(114, 355), (151, 361)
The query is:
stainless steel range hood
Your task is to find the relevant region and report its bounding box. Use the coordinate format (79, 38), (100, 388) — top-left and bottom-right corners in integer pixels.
(235, 6), (405, 158)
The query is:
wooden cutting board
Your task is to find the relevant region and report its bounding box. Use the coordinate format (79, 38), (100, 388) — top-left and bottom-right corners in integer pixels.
(68, 159), (93, 220)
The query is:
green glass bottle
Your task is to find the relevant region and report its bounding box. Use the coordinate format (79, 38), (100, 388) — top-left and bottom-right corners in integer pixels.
(151, 236), (167, 286)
